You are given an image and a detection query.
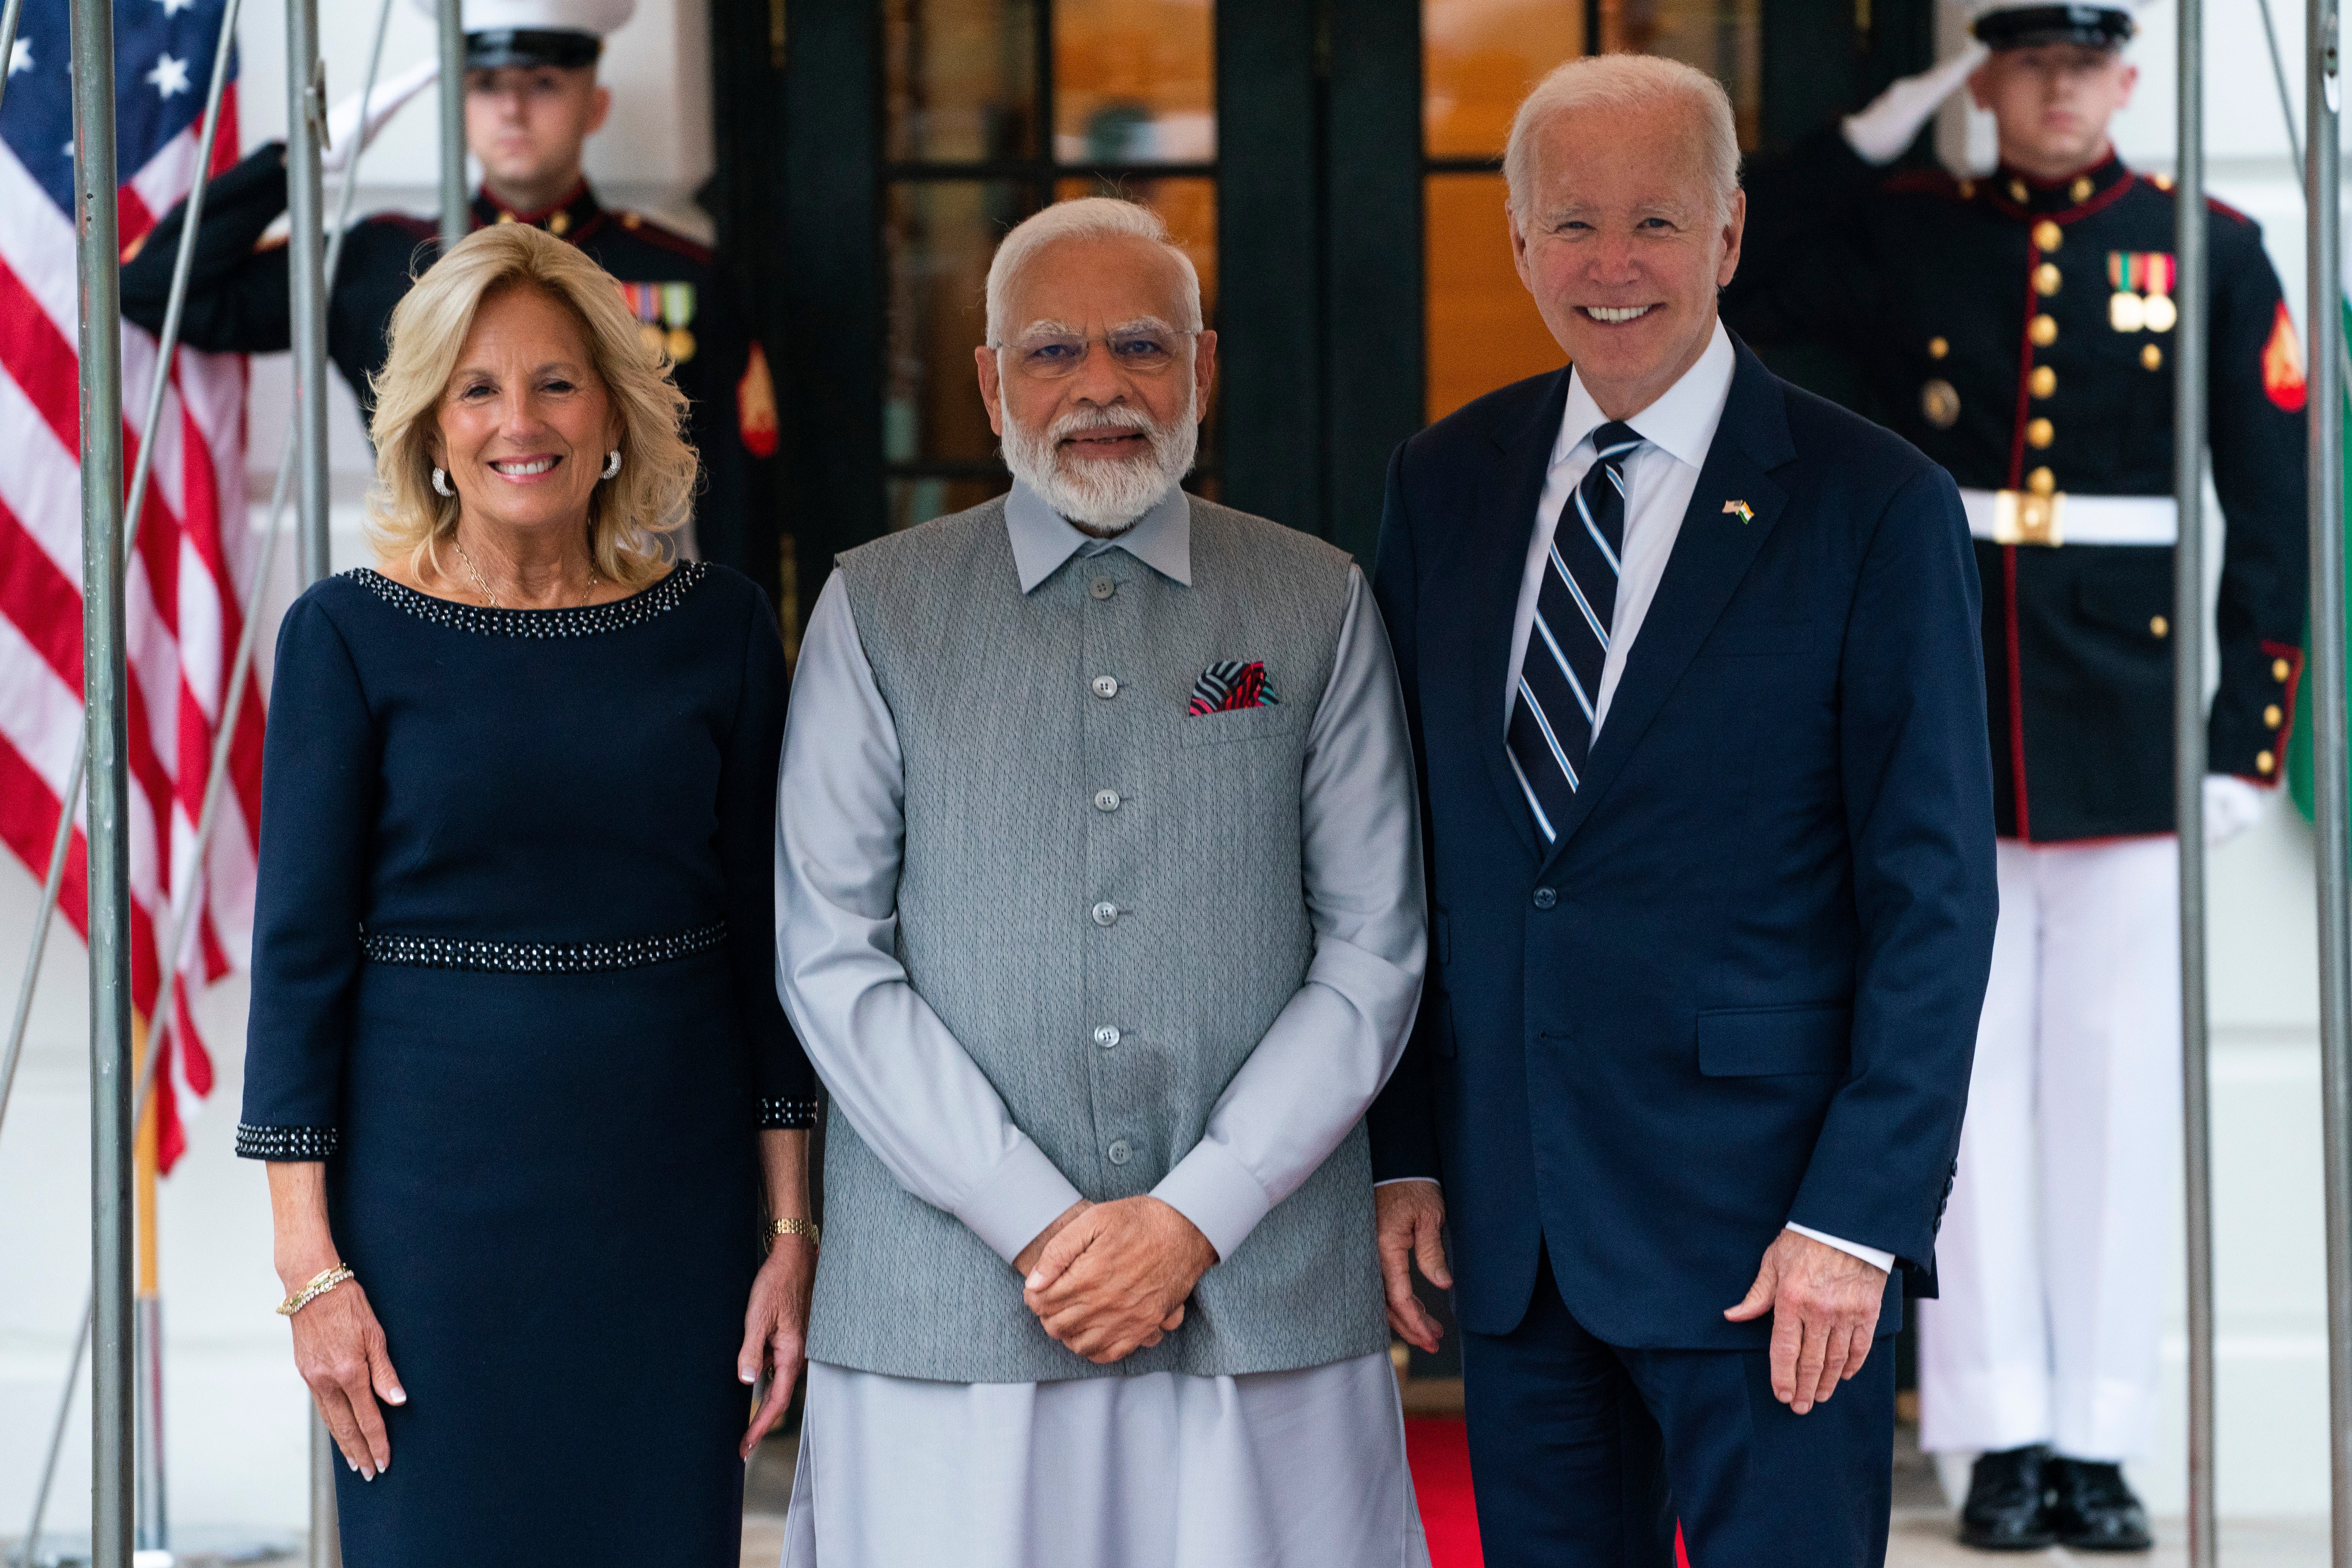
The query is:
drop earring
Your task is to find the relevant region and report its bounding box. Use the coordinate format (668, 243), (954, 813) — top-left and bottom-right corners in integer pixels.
(431, 467), (454, 498)
(601, 450), (622, 480)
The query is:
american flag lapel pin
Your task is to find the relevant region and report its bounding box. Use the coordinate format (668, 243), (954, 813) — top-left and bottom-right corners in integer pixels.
(1722, 499), (1755, 524)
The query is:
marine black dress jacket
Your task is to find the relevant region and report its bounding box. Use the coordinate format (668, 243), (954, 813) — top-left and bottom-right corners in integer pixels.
(1729, 134), (2309, 838)
(1367, 338), (1999, 1347)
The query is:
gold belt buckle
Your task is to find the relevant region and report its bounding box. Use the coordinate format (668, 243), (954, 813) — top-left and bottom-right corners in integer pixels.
(1991, 489), (2066, 547)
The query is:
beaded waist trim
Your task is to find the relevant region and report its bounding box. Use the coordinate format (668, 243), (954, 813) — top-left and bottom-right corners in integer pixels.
(359, 921), (728, 973)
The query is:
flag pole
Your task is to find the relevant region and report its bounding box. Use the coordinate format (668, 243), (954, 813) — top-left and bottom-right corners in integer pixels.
(133, 1040), (167, 1560)
(0, 0), (243, 1154)
(0, 0), (28, 125)
(68, 0), (137, 1561)
(2307, 0), (2352, 1556)
(436, 0), (466, 249)
(2171, 0), (2218, 1558)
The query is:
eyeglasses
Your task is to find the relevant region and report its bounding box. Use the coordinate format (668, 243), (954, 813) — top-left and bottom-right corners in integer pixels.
(993, 328), (1198, 379)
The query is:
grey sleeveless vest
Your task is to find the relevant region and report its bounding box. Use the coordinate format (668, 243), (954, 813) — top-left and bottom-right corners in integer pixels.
(804, 492), (1390, 1383)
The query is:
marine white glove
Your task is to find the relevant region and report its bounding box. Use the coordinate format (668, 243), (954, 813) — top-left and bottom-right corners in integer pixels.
(319, 58), (440, 175)
(1839, 44), (1989, 165)
(2204, 772), (2269, 848)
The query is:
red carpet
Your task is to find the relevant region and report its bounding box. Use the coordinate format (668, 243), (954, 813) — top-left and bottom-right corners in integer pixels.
(1405, 1418), (1691, 1568)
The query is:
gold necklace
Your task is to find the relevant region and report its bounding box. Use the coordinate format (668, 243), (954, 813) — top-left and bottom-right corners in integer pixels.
(451, 534), (601, 609)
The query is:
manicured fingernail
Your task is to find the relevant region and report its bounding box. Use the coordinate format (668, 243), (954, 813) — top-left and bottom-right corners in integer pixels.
(739, 1367), (757, 1384)
(361, 1466), (375, 1481)
(387, 1388), (407, 1405)
(346, 1456), (358, 1472)
(1025, 1271), (1045, 1290)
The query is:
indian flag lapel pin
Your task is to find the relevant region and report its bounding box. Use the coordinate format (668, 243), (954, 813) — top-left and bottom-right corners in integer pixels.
(1722, 499), (1755, 524)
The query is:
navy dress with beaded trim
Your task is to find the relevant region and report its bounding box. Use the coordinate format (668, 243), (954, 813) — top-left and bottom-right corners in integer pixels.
(237, 560), (816, 1567)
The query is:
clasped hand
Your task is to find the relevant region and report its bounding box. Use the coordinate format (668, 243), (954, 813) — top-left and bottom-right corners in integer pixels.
(1015, 1197), (1218, 1364)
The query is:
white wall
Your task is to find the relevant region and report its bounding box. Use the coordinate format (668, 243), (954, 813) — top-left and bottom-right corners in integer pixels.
(0, 0), (713, 1540)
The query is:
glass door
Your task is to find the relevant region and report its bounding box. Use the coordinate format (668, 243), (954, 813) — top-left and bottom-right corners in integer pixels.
(1419, 0), (1766, 424)
(881, 0), (1219, 532)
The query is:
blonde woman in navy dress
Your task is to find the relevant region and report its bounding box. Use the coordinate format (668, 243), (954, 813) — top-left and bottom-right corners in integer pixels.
(236, 221), (817, 1565)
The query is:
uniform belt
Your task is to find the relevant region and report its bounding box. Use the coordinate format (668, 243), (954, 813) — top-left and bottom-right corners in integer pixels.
(1958, 488), (2179, 547)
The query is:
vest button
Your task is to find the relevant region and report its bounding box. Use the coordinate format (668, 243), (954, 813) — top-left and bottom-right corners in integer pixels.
(1090, 577), (1117, 600)
(1094, 1025), (1122, 1048)
(1107, 1139), (1133, 1166)
(1091, 675), (1120, 699)
(1532, 887), (1558, 910)
(1091, 900), (1120, 926)
(1094, 788), (1122, 812)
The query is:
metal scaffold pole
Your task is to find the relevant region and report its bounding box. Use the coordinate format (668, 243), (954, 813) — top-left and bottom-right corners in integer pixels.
(2173, 0), (2218, 1559)
(68, 0), (134, 1559)
(437, 0), (466, 249)
(285, 1), (343, 1560)
(2310, 0), (2352, 1552)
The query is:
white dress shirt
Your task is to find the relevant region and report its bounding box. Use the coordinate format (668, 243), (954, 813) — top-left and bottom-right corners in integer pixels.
(1493, 319), (1897, 1278)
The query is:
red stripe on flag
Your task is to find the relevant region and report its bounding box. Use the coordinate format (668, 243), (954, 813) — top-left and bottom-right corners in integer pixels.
(0, 735), (88, 939)
(0, 255), (84, 456)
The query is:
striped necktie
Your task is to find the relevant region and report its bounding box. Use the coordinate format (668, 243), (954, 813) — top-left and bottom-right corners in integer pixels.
(1508, 420), (1642, 843)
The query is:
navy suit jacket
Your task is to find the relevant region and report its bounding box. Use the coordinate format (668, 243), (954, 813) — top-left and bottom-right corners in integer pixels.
(1368, 336), (1998, 1350)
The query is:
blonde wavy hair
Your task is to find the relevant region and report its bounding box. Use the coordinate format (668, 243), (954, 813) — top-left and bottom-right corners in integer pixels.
(366, 222), (697, 590)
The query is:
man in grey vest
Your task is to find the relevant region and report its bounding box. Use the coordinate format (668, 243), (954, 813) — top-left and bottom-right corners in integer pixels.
(771, 198), (1432, 1567)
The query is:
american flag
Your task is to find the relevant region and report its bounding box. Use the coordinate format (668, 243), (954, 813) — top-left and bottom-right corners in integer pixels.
(0, 0), (263, 1172)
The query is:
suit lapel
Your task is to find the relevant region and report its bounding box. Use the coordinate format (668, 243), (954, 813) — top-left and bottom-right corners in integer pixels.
(1466, 371), (1573, 863)
(1535, 343), (1797, 869)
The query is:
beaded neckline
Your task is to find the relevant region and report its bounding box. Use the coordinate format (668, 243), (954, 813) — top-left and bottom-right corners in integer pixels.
(351, 559), (705, 638)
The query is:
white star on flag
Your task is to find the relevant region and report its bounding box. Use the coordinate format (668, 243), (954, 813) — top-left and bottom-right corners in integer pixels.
(145, 52), (189, 99)
(6, 37), (30, 76)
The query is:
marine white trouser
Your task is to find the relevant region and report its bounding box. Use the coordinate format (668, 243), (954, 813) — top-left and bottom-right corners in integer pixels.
(1916, 836), (2181, 1461)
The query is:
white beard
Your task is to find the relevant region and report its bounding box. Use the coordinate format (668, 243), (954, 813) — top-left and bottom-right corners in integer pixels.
(1001, 400), (1199, 535)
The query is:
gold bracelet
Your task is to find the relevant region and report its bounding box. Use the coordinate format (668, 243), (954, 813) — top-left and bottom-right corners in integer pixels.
(768, 1217), (820, 1246)
(276, 1264), (354, 1317)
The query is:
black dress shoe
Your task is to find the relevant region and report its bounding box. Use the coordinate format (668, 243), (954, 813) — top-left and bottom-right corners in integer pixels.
(1959, 1445), (2057, 1551)
(2045, 1457), (2155, 1552)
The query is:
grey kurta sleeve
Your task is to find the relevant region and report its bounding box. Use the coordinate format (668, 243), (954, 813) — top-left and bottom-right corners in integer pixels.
(774, 571), (1086, 1265)
(1151, 566), (1428, 1261)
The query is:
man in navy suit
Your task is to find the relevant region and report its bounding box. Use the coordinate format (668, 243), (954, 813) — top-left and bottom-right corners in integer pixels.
(1370, 53), (1998, 1566)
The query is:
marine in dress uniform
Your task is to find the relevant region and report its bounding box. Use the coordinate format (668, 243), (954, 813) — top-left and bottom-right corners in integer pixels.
(1726, 0), (2309, 1551)
(116, 0), (784, 601)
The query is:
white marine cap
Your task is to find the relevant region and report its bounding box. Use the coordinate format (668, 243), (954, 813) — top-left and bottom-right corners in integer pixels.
(1957, 0), (2151, 49)
(407, 0), (636, 67)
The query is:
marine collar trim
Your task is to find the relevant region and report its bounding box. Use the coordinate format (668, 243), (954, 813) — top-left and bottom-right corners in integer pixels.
(1981, 153), (2136, 221)
(350, 558), (705, 638)
(473, 180), (603, 243)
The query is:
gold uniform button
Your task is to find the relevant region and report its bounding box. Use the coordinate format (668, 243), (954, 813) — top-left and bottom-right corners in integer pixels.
(1928, 336), (1950, 360)
(2150, 615), (2170, 638)
(2027, 466), (2056, 496)
(2071, 176), (2094, 203)
(1922, 379), (1962, 428)
(1959, 178), (1978, 199)
(621, 211), (642, 229)
(2153, 172), (2175, 191)
(2030, 365), (2057, 398)
(2267, 704), (2285, 728)
(2142, 343), (2164, 370)
(2030, 314), (2059, 347)
(2033, 263), (2062, 296)
(2026, 417), (2055, 449)
(2276, 657), (2294, 682)
(548, 210), (571, 238)
(2258, 749), (2277, 774)
(2009, 178), (2031, 203)
(2034, 220), (2063, 251)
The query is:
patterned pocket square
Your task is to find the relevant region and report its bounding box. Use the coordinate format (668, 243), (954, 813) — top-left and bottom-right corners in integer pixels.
(1189, 660), (1280, 715)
